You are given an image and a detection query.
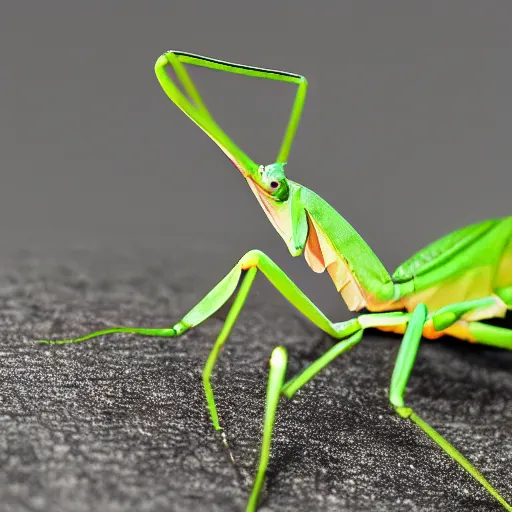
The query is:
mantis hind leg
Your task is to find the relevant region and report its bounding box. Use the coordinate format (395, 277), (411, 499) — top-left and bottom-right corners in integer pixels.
(430, 320), (512, 350)
(467, 321), (512, 348)
(423, 288), (512, 349)
(466, 285), (512, 349)
(390, 304), (511, 511)
(277, 305), (511, 510)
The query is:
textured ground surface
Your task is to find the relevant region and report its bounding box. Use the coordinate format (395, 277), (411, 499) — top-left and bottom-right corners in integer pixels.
(0, 249), (511, 512)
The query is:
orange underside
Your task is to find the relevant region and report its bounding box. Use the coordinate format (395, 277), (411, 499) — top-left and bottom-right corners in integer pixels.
(376, 320), (477, 342)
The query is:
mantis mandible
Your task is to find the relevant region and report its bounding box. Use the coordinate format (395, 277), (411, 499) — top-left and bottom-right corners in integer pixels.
(39, 51), (512, 511)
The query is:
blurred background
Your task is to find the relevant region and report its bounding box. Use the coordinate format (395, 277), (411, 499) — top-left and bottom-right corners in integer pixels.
(1, 1), (511, 318)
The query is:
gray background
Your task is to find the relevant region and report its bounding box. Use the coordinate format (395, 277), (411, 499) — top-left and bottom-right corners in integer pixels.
(0, 2), (511, 512)
(1, 1), (512, 315)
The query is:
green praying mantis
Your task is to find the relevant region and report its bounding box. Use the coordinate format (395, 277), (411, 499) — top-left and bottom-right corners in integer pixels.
(39, 51), (512, 511)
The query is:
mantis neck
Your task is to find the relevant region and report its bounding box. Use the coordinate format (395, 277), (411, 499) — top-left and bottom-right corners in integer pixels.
(298, 184), (398, 312)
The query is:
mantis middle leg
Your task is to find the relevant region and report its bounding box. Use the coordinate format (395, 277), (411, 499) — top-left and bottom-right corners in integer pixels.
(39, 249), (398, 430)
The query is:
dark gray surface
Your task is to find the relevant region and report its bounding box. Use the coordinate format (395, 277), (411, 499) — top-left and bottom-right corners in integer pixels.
(0, 248), (511, 512)
(0, 2), (512, 511)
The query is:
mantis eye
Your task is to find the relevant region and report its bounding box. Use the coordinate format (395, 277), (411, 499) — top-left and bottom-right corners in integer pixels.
(268, 178), (289, 202)
(256, 163), (289, 201)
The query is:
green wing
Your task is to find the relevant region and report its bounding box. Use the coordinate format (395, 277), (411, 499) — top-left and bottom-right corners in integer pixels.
(393, 217), (512, 292)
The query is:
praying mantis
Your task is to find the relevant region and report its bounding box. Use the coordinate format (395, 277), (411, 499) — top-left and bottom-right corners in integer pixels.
(38, 50), (512, 511)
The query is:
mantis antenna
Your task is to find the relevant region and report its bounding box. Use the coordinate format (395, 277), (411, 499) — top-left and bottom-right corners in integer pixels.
(154, 51), (308, 174)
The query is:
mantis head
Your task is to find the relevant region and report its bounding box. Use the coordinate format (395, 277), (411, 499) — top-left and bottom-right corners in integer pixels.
(246, 163), (290, 203)
(244, 162), (307, 258)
